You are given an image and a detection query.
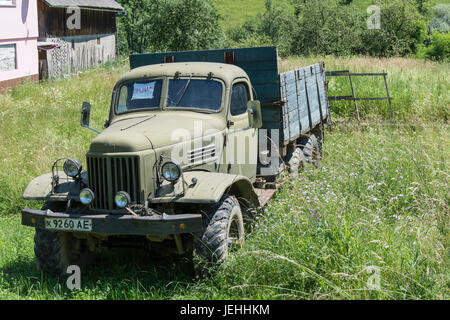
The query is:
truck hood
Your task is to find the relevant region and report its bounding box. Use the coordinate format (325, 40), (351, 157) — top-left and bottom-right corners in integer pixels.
(89, 111), (226, 153)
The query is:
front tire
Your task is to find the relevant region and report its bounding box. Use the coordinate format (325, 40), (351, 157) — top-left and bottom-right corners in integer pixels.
(34, 202), (93, 276)
(194, 195), (244, 273)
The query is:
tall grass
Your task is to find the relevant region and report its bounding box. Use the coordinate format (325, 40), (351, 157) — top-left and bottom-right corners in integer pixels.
(0, 60), (128, 215)
(215, 123), (449, 299)
(0, 56), (448, 299)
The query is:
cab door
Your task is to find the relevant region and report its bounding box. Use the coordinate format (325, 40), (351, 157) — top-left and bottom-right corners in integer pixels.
(223, 80), (258, 182)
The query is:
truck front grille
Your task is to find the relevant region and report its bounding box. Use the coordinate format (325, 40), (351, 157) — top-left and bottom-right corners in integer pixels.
(87, 155), (142, 210)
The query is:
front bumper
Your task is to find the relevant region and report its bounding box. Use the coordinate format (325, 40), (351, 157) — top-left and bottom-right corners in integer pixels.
(21, 209), (203, 235)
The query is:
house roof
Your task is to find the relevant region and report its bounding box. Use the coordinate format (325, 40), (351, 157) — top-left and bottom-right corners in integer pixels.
(43, 0), (124, 12)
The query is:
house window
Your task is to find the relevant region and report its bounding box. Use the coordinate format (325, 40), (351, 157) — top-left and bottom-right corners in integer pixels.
(0, 0), (16, 7)
(0, 44), (17, 72)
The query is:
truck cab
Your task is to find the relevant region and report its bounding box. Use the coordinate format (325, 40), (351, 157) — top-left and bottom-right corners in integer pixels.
(85, 62), (261, 212)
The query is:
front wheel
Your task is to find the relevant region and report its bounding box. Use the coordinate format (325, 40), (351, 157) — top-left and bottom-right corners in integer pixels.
(194, 195), (244, 273)
(34, 203), (93, 276)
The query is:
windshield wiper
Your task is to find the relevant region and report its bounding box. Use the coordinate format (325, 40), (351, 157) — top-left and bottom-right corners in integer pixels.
(174, 74), (193, 106)
(114, 115), (154, 124)
(120, 114), (157, 131)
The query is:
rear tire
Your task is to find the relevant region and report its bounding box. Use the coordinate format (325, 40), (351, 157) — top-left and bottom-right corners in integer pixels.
(194, 195), (244, 274)
(34, 202), (93, 276)
(298, 133), (322, 168)
(288, 147), (307, 177)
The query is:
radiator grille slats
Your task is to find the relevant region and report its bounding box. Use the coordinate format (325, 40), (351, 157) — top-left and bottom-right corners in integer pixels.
(188, 144), (216, 164)
(87, 156), (141, 210)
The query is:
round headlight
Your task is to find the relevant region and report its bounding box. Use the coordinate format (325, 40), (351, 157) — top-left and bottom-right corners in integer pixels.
(79, 188), (94, 205)
(115, 191), (130, 209)
(63, 158), (82, 177)
(161, 161), (181, 183)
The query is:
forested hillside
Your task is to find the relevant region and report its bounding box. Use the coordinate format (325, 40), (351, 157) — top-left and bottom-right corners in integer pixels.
(117, 0), (449, 60)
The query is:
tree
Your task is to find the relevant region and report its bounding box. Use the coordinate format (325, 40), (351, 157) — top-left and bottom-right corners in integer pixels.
(117, 0), (224, 54)
(227, 0), (297, 56)
(292, 0), (364, 56)
(361, 0), (426, 57)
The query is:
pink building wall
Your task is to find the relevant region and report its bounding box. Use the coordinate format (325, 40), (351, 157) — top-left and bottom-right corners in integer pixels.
(0, 0), (39, 85)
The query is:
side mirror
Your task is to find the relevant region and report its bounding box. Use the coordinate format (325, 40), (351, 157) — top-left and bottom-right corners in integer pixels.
(81, 102), (101, 134)
(247, 100), (262, 129)
(81, 102), (91, 127)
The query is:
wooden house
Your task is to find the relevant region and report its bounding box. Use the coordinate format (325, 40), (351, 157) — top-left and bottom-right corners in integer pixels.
(37, 0), (123, 79)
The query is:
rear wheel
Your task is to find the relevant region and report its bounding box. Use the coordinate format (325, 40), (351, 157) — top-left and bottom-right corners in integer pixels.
(298, 133), (322, 168)
(194, 195), (244, 273)
(288, 147), (307, 177)
(34, 202), (93, 276)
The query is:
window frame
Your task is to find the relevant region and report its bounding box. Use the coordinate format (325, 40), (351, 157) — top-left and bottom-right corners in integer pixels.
(165, 76), (225, 114)
(228, 80), (252, 118)
(0, 0), (16, 7)
(113, 78), (165, 116)
(0, 43), (17, 72)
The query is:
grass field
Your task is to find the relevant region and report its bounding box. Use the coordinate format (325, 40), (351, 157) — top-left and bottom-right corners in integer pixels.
(0, 56), (448, 299)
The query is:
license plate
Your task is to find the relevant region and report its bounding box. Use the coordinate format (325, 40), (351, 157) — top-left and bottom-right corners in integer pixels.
(45, 218), (92, 232)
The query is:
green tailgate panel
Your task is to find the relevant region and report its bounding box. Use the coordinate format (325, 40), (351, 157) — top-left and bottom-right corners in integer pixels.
(279, 62), (329, 144)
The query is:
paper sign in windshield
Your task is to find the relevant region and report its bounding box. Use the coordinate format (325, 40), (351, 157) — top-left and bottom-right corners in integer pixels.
(132, 82), (155, 100)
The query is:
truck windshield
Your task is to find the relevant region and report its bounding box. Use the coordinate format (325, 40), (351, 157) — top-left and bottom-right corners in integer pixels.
(116, 80), (163, 113)
(167, 79), (222, 111)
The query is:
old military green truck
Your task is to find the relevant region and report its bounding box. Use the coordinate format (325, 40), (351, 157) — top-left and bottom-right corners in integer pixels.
(21, 47), (329, 275)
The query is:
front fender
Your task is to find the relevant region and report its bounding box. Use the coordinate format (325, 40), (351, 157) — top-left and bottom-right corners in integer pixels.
(151, 171), (260, 207)
(23, 171), (87, 202)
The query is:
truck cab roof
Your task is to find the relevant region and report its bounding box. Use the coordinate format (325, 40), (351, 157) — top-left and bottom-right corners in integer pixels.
(118, 62), (249, 83)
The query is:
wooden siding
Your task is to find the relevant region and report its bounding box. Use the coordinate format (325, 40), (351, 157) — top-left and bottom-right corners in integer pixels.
(41, 34), (116, 79)
(38, 0), (116, 38)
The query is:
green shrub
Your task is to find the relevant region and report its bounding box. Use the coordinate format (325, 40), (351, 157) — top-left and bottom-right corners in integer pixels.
(117, 0), (224, 54)
(413, 0), (433, 15)
(227, 32), (274, 50)
(227, 15), (260, 44)
(231, 0), (429, 58)
(360, 0), (426, 57)
(291, 0), (364, 56)
(226, 0), (296, 56)
(418, 31), (450, 61)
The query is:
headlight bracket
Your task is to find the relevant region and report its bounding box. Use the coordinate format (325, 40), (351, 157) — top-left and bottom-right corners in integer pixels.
(50, 158), (83, 194)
